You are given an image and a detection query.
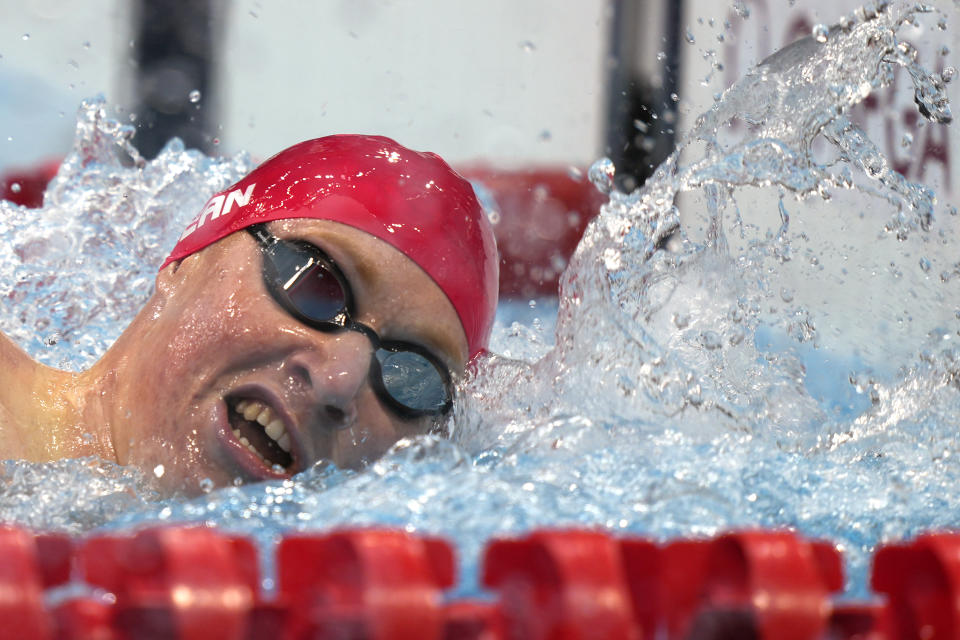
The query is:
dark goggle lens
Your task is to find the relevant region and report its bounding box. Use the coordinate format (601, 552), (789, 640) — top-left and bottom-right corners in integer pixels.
(375, 348), (450, 414)
(268, 244), (347, 323)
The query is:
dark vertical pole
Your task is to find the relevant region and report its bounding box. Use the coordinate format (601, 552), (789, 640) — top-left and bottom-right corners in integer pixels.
(131, 0), (218, 158)
(604, 0), (685, 192)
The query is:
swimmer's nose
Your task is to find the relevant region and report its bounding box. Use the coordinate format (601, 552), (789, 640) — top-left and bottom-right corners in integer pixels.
(284, 331), (372, 429)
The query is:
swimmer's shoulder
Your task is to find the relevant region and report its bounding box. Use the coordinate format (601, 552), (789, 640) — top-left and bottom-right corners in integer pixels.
(0, 330), (67, 460)
(0, 331), (34, 457)
(0, 329), (36, 386)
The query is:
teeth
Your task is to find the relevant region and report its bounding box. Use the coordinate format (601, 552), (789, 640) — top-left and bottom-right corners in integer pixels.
(230, 397), (292, 457)
(256, 407), (273, 426)
(264, 419), (284, 441)
(242, 403), (261, 421)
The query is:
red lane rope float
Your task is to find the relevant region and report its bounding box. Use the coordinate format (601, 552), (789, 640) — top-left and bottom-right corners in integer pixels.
(872, 532), (960, 640)
(0, 160), (60, 209)
(77, 527), (259, 640)
(660, 531), (844, 640)
(460, 166), (606, 300)
(482, 530), (638, 639)
(8, 525), (960, 639)
(276, 529), (455, 639)
(0, 526), (72, 639)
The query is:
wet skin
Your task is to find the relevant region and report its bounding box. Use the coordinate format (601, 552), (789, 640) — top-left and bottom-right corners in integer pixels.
(0, 218), (468, 494)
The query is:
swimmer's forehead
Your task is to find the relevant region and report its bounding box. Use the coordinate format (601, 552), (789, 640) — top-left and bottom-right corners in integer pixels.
(266, 218), (469, 368)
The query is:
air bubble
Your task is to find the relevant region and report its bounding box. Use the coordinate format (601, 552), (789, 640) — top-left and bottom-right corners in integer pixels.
(812, 24), (829, 43)
(189, 89), (201, 103)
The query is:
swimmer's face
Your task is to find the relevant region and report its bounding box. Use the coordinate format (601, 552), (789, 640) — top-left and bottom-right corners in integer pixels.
(113, 218), (468, 493)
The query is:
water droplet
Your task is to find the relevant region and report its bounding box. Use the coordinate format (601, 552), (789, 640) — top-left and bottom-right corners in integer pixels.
(673, 313), (690, 329)
(21, 34), (29, 41)
(189, 89), (201, 103)
(684, 28), (696, 44)
(732, 1), (750, 18)
(520, 40), (536, 52)
(67, 59), (78, 70)
(901, 132), (914, 148)
(919, 257), (932, 273)
(670, 92), (680, 102)
(82, 41), (91, 49)
(588, 157), (616, 195)
(656, 51), (666, 61)
(943, 67), (955, 83)
(812, 24), (829, 43)
(780, 288), (794, 303)
(9, 182), (21, 193)
(153, 464), (165, 478)
(538, 129), (552, 141)
(199, 478), (214, 493)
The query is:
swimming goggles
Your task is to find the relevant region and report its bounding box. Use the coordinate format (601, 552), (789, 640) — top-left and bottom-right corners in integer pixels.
(246, 223), (453, 419)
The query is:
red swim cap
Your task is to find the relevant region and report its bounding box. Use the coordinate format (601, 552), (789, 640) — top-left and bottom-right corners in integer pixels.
(162, 135), (499, 357)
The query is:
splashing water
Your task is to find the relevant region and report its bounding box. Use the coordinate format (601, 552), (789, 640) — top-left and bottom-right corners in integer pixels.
(0, 99), (254, 369)
(1, 3), (959, 597)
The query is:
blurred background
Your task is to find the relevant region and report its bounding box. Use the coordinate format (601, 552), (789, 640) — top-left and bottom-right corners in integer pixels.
(0, 0), (956, 298)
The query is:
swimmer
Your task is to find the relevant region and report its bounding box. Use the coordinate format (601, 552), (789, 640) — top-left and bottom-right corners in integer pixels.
(0, 135), (498, 493)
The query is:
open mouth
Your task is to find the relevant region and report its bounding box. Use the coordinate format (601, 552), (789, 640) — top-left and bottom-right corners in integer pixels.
(227, 397), (295, 471)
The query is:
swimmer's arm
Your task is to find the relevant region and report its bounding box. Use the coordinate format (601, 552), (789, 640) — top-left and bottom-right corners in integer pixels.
(0, 330), (49, 459)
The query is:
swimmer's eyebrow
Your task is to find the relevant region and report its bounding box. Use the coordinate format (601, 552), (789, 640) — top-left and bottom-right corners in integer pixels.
(264, 223), (465, 370)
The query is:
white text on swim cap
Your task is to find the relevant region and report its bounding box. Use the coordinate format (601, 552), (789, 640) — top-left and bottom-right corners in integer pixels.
(179, 183), (257, 240)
